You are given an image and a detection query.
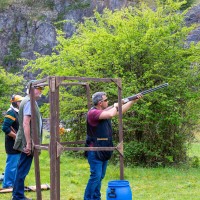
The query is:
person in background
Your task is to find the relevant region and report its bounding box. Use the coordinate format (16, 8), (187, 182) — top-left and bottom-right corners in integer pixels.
(1, 95), (24, 189)
(84, 92), (143, 200)
(12, 81), (43, 200)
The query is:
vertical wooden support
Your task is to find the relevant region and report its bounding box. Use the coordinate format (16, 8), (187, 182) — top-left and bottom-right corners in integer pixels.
(85, 83), (91, 110)
(49, 76), (60, 200)
(29, 76), (125, 199)
(117, 79), (124, 180)
(30, 84), (42, 200)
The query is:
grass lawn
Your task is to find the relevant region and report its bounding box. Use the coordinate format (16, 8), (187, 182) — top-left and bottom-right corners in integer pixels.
(0, 131), (200, 200)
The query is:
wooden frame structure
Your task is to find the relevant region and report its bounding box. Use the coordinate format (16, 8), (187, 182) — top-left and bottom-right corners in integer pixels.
(29, 76), (125, 200)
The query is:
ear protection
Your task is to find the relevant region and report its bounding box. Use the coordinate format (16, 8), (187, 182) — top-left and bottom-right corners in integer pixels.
(11, 95), (18, 108)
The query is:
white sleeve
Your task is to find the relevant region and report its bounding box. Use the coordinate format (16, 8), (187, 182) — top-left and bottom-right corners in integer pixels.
(23, 101), (31, 116)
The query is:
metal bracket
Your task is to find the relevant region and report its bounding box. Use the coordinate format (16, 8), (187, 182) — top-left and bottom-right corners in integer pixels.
(57, 142), (65, 158)
(116, 141), (124, 157)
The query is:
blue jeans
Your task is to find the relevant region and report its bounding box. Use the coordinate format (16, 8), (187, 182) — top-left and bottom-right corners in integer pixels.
(2, 153), (20, 188)
(84, 151), (108, 200)
(12, 152), (33, 200)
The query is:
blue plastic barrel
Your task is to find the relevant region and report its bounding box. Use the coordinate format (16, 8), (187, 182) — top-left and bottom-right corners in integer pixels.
(106, 180), (132, 200)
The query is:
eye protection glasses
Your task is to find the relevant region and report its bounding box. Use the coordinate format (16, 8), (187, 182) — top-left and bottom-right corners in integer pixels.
(35, 87), (44, 91)
(101, 98), (108, 102)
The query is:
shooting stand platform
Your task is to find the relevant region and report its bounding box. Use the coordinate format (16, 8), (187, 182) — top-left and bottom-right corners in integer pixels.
(29, 76), (125, 200)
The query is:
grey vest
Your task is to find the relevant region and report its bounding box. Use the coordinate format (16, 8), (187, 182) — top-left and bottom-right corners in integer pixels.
(13, 95), (42, 152)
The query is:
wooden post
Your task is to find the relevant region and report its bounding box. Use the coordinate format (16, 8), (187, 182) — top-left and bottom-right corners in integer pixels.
(49, 76), (60, 200)
(117, 79), (124, 180)
(30, 84), (42, 200)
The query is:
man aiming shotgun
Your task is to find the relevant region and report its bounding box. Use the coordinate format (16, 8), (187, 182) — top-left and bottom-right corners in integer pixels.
(84, 83), (168, 200)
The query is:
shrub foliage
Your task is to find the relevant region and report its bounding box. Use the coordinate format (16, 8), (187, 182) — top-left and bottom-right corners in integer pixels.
(25, 1), (200, 166)
(0, 67), (23, 122)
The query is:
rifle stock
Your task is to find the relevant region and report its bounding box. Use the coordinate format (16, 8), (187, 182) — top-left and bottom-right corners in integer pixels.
(122, 83), (169, 103)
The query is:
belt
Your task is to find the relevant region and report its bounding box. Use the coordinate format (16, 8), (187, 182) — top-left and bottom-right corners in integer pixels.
(97, 138), (108, 141)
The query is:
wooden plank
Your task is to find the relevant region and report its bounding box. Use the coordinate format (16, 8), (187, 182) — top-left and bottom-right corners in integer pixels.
(0, 184), (50, 193)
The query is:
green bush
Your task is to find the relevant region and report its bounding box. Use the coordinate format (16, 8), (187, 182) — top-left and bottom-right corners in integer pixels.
(0, 67), (23, 121)
(188, 156), (200, 168)
(3, 33), (22, 71)
(0, 0), (10, 10)
(159, 0), (196, 10)
(24, 1), (200, 166)
(24, 0), (54, 9)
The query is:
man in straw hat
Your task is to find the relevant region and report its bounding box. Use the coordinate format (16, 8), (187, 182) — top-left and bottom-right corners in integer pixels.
(12, 81), (44, 200)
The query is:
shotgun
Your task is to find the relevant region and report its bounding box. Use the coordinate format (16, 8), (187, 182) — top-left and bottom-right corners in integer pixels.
(122, 83), (169, 103)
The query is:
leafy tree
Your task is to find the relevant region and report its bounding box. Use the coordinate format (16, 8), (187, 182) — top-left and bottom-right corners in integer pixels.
(25, 0), (200, 166)
(0, 67), (24, 122)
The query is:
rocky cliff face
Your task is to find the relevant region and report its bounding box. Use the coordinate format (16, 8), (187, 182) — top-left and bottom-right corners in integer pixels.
(0, 0), (199, 77)
(185, 4), (200, 43)
(0, 0), (129, 71)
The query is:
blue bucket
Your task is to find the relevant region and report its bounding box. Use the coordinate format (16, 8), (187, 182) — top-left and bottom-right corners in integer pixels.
(106, 180), (132, 200)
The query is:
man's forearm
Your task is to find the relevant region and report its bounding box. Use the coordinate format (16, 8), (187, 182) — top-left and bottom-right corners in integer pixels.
(117, 94), (142, 114)
(24, 125), (31, 145)
(7, 131), (16, 139)
(23, 122), (32, 156)
(121, 100), (135, 113)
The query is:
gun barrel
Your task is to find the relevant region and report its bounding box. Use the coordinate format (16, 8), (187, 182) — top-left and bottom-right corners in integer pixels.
(122, 83), (168, 103)
(141, 83), (168, 95)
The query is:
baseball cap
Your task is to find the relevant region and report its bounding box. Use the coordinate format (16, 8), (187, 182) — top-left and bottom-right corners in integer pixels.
(10, 95), (24, 102)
